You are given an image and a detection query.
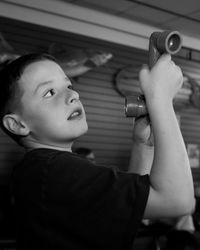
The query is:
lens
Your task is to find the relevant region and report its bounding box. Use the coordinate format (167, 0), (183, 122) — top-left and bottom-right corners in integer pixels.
(167, 34), (181, 52)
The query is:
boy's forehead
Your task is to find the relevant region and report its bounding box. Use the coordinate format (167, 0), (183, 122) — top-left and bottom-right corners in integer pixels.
(19, 60), (65, 88)
(23, 60), (63, 77)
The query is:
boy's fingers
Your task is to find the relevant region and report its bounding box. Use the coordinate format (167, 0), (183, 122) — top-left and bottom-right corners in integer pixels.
(158, 53), (171, 62)
(135, 115), (150, 125)
(139, 64), (150, 84)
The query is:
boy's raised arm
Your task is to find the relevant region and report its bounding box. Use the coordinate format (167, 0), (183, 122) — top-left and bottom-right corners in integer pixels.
(129, 54), (195, 219)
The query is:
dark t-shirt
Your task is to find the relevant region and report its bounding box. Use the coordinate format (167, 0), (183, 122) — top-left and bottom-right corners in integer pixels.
(12, 148), (150, 250)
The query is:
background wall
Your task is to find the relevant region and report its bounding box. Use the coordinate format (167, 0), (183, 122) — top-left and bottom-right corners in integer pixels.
(1, 16), (200, 184)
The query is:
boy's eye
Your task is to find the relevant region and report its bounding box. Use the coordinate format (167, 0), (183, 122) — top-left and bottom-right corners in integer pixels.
(68, 84), (74, 90)
(44, 89), (55, 98)
(68, 85), (74, 90)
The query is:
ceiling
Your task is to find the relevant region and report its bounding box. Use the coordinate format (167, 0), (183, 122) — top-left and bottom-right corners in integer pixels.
(60, 0), (200, 41)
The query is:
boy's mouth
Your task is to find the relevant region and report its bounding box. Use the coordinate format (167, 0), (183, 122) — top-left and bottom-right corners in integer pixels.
(68, 108), (83, 120)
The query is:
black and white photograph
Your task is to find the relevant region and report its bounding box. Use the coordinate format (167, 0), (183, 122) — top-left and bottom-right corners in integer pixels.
(0, 1), (200, 249)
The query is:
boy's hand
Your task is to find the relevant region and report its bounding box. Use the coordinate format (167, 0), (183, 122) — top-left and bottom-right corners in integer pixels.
(139, 54), (183, 104)
(132, 116), (154, 146)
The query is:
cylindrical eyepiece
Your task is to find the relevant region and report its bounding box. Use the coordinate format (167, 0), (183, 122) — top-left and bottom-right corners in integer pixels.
(149, 30), (182, 69)
(154, 30), (182, 55)
(125, 95), (147, 117)
(166, 33), (182, 53)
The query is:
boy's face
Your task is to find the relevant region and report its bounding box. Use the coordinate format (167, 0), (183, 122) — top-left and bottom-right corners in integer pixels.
(16, 59), (88, 149)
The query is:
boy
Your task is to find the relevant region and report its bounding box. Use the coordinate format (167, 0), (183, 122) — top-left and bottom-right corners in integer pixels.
(0, 53), (195, 250)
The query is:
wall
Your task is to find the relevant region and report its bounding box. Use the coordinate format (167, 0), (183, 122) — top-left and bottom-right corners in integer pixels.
(0, 17), (200, 184)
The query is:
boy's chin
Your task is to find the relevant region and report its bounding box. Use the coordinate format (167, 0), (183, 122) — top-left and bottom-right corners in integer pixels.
(72, 124), (88, 139)
(78, 124), (88, 136)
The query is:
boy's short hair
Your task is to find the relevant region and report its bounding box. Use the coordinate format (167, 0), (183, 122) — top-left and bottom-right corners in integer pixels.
(0, 53), (57, 144)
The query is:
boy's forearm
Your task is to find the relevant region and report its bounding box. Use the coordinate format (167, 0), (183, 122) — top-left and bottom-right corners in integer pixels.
(148, 99), (194, 208)
(128, 141), (154, 175)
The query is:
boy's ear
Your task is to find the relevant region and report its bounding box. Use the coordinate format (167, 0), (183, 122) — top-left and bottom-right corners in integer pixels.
(2, 114), (30, 136)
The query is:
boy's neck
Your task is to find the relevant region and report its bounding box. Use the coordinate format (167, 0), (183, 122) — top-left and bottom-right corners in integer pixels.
(23, 139), (72, 152)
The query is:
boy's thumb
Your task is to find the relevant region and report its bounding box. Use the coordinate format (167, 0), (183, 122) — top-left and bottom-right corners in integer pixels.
(139, 64), (150, 84)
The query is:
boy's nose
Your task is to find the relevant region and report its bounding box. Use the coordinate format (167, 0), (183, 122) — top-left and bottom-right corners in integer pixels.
(66, 89), (80, 104)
